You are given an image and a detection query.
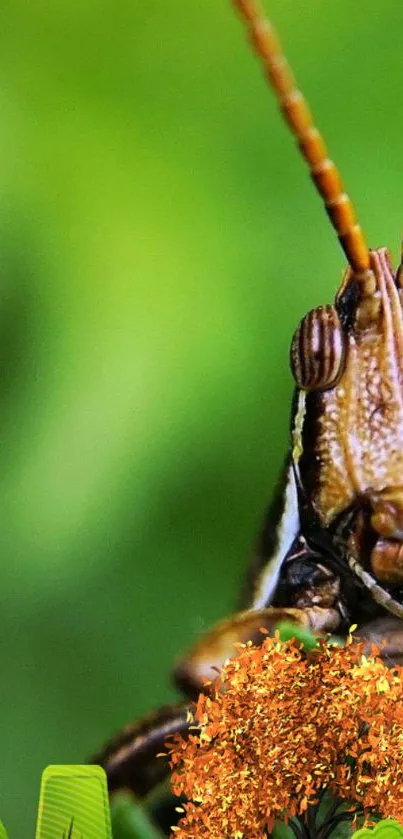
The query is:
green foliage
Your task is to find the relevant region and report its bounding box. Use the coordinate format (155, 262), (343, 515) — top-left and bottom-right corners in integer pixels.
(332, 822), (356, 839)
(62, 819), (76, 839)
(272, 822), (295, 839)
(111, 794), (164, 839)
(352, 822), (403, 839)
(273, 791), (358, 839)
(276, 621), (319, 651)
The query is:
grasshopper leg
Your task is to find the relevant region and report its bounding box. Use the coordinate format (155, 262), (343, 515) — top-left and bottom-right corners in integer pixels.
(356, 615), (403, 667)
(173, 605), (340, 698)
(90, 701), (190, 797)
(92, 606), (339, 797)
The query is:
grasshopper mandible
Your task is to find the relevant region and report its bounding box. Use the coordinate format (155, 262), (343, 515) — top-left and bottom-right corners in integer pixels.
(93, 0), (403, 807)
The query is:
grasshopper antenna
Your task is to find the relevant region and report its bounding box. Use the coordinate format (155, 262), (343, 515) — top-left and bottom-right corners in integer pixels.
(232, 0), (375, 297)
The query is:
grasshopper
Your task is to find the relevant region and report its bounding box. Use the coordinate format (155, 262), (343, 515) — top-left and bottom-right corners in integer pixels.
(93, 0), (403, 813)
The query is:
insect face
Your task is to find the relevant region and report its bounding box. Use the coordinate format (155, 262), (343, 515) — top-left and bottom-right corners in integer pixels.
(230, 0), (403, 604)
(291, 248), (403, 592)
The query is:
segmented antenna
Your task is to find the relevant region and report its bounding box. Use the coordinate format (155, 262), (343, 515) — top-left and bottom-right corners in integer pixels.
(233, 0), (375, 296)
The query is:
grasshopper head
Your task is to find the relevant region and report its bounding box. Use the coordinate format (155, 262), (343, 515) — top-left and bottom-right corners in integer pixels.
(291, 248), (403, 589)
(233, 1), (403, 592)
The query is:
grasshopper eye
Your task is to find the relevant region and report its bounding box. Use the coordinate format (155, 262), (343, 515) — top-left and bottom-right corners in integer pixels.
(290, 305), (345, 391)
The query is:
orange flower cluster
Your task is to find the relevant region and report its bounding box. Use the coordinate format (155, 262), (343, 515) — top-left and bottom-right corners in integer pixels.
(168, 631), (403, 838)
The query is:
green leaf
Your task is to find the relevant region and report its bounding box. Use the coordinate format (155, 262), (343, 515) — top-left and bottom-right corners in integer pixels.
(35, 765), (111, 839)
(352, 821), (403, 839)
(272, 821), (295, 839)
(111, 793), (165, 839)
(275, 621), (319, 651)
(0, 819), (8, 839)
(331, 819), (356, 839)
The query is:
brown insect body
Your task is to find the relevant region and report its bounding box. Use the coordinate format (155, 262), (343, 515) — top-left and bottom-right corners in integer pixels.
(299, 250), (403, 530)
(293, 248), (403, 609)
(92, 1), (403, 823)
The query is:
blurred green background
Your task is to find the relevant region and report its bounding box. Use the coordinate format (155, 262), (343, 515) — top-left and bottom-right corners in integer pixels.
(0, 1), (402, 835)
